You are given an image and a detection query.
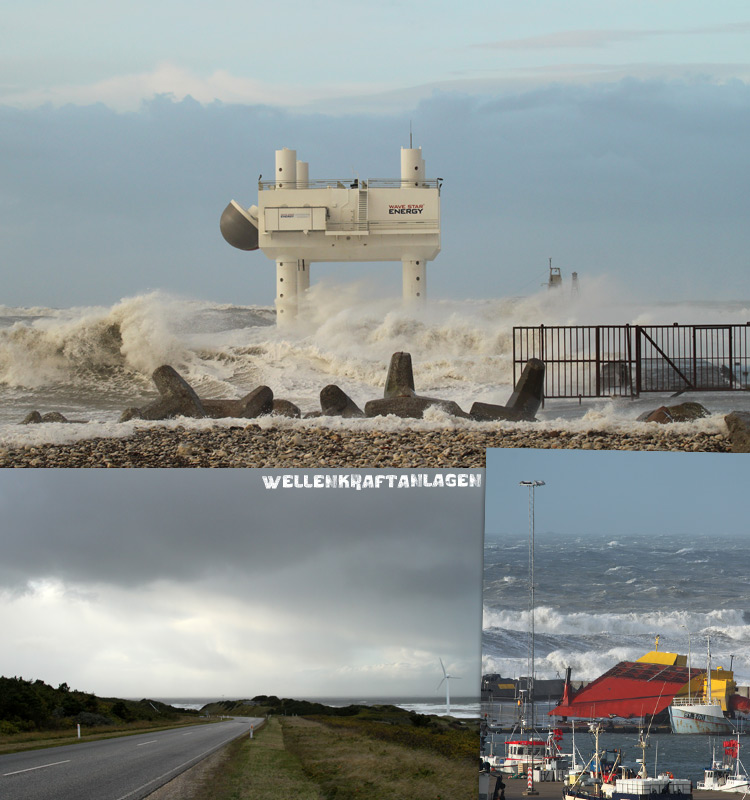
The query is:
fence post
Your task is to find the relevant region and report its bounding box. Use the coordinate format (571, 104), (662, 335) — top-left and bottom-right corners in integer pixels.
(635, 326), (642, 396)
(595, 327), (601, 397)
(539, 325), (546, 408)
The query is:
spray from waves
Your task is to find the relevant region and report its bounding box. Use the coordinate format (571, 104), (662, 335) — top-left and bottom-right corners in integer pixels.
(0, 294), (201, 390)
(483, 605), (750, 639)
(3, 279), (750, 418)
(482, 646), (654, 682)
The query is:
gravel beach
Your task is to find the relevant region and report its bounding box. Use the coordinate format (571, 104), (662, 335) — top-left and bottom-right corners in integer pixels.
(0, 422), (730, 468)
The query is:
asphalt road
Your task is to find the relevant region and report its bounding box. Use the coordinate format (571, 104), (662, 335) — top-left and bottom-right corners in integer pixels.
(0, 717), (263, 800)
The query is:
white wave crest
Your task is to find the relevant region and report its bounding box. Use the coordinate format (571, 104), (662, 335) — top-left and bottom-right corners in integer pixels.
(483, 605), (750, 638)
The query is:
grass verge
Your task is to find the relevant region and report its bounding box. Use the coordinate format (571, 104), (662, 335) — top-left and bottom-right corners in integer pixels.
(281, 716), (475, 800)
(194, 717), (324, 800)
(197, 715), (476, 800)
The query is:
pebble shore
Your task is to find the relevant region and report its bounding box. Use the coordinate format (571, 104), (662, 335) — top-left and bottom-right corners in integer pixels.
(0, 423), (730, 468)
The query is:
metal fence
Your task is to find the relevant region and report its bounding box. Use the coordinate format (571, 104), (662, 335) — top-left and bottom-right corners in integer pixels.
(513, 324), (750, 400)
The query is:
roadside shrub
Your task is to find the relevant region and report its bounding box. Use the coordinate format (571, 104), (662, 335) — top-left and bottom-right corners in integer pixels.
(75, 712), (113, 727)
(0, 720), (21, 735)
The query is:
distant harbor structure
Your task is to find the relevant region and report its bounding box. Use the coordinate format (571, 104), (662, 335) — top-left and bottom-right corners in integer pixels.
(546, 258), (579, 293)
(220, 146), (442, 325)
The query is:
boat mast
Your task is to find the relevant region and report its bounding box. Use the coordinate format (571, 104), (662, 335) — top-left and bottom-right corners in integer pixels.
(683, 624), (692, 703)
(707, 636), (712, 704)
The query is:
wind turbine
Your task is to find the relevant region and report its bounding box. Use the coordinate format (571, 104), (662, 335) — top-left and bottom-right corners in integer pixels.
(437, 658), (461, 716)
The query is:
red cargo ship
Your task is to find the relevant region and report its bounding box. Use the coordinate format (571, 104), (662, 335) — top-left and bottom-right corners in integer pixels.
(550, 650), (750, 720)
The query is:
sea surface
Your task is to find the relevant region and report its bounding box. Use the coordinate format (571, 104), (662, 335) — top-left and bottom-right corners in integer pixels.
(483, 528), (750, 781)
(1, 286), (750, 445)
(483, 530), (750, 689)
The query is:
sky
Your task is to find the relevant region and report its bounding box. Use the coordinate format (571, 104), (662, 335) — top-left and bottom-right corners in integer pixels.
(1, 1), (750, 308)
(485, 448), (750, 540)
(0, 469), (484, 699)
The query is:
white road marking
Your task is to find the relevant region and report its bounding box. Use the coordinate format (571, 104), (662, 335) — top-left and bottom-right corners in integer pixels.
(3, 760), (71, 776)
(136, 740), (158, 746)
(115, 726), (255, 800)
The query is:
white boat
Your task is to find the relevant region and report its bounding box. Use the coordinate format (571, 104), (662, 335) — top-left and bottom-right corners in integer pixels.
(563, 724), (692, 800)
(669, 696), (734, 734)
(669, 635), (734, 735)
(697, 736), (750, 793)
(482, 727), (568, 777)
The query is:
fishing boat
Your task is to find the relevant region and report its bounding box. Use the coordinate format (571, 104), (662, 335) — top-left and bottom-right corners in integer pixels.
(482, 725), (568, 777)
(669, 637), (734, 735)
(563, 724), (692, 800)
(669, 696), (733, 735)
(697, 736), (750, 793)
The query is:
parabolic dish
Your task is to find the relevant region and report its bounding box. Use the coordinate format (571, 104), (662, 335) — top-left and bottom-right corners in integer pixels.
(220, 200), (259, 251)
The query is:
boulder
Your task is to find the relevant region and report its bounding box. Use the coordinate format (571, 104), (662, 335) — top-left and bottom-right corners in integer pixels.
(235, 386), (274, 418)
(725, 411), (750, 452)
(41, 412), (69, 423)
(120, 367), (275, 421)
(469, 402), (524, 422)
(22, 410), (73, 424)
(132, 398), (183, 421)
(201, 387), (275, 419)
(320, 384), (364, 418)
(637, 402), (710, 423)
(151, 365), (206, 418)
(469, 359), (545, 422)
(384, 352), (416, 398)
(201, 400), (241, 419)
(505, 358), (545, 421)
(272, 399), (301, 418)
(365, 396), (468, 419)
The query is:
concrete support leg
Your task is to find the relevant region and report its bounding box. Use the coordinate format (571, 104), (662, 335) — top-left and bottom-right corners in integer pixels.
(297, 259), (310, 293)
(275, 259), (298, 324)
(402, 258), (426, 303)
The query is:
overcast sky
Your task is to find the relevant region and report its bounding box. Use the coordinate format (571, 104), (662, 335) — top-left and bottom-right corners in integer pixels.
(485, 448), (749, 540)
(0, 469), (483, 699)
(1, 2), (749, 308)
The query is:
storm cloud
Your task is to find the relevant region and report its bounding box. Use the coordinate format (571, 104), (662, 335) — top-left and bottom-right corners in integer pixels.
(1, 78), (749, 308)
(0, 469), (484, 697)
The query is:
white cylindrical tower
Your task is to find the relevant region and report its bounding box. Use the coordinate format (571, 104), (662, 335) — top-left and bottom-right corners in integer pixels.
(275, 148), (297, 188)
(296, 160), (309, 188)
(297, 259), (310, 293)
(275, 258), (298, 324)
(402, 258), (426, 302)
(401, 147), (425, 186)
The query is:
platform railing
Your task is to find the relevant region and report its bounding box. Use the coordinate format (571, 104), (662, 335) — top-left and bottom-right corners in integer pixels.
(513, 323), (750, 400)
(258, 178), (441, 190)
(671, 696), (722, 706)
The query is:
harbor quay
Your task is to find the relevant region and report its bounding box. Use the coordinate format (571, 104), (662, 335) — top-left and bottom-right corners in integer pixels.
(480, 773), (739, 800)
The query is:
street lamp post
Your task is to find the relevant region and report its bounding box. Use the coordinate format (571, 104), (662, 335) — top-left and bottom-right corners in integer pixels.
(520, 480), (544, 798)
(519, 480), (545, 730)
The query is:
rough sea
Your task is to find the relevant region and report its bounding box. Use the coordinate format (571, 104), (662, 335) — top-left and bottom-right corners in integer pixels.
(2, 282), (750, 446)
(483, 530), (750, 697)
(483, 530), (750, 779)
